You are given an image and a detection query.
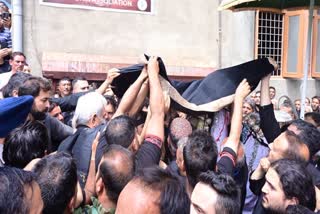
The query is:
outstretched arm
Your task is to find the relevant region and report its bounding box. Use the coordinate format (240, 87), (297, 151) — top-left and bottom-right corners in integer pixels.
(224, 79), (250, 153)
(95, 68), (120, 95)
(145, 56), (165, 141)
(259, 73), (281, 143)
(128, 68), (149, 117)
(112, 66), (148, 119)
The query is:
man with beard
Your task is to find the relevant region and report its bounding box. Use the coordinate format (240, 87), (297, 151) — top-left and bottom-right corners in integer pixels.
(261, 159), (316, 213)
(18, 76), (73, 152)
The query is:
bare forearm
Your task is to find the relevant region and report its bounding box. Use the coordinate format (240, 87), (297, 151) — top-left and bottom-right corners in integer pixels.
(128, 80), (149, 117)
(149, 73), (164, 115)
(225, 97), (243, 152)
(84, 152), (96, 203)
(96, 79), (111, 95)
(260, 77), (271, 106)
(138, 109), (151, 145)
(114, 76), (146, 118)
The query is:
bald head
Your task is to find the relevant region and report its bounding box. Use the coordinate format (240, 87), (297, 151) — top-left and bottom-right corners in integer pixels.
(99, 144), (135, 203)
(169, 117), (192, 157)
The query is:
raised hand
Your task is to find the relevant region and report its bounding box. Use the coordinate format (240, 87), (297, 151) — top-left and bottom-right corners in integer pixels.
(235, 79), (251, 99)
(147, 56), (160, 75)
(106, 68), (120, 84)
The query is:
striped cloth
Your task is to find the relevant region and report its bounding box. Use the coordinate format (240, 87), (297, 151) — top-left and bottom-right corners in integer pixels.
(0, 27), (11, 49)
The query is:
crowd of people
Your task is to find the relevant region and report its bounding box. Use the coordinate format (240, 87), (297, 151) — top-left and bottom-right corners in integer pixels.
(0, 48), (320, 213)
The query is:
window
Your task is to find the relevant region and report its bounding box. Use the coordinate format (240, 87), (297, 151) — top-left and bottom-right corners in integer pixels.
(312, 9), (320, 78)
(282, 10), (308, 78)
(255, 11), (283, 76)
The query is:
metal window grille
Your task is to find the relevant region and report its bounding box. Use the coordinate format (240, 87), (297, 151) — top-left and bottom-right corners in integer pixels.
(257, 11), (283, 76)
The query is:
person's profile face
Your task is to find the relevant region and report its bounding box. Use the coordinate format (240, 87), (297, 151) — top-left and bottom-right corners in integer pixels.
(261, 168), (292, 213)
(267, 132), (288, 162)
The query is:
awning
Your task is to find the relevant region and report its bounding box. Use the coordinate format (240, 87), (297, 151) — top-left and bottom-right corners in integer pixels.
(218, 0), (320, 11)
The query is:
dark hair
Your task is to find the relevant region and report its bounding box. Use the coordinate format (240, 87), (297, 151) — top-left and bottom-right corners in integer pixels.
(305, 112), (320, 127)
(135, 167), (190, 214)
(290, 119), (320, 157)
(286, 205), (316, 214)
(0, 167), (36, 214)
(72, 77), (87, 88)
(269, 86), (276, 91)
(104, 95), (118, 109)
(10, 52), (26, 61)
(271, 159), (316, 211)
(282, 130), (309, 162)
(32, 152), (77, 214)
(312, 96), (319, 101)
(18, 76), (52, 98)
(3, 121), (48, 168)
(1, 72), (32, 97)
(183, 130), (218, 188)
(105, 115), (136, 148)
(58, 77), (71, 85)
(198, 171), (240, 214)
(48, 102), (58, 113)
(99, 144), (135, 203)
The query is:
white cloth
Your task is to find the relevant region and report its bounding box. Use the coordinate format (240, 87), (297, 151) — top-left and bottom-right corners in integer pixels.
(0, 71), (12, 89)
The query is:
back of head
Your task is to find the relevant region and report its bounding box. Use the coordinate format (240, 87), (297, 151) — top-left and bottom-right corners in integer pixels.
(18, 76), (52, 97)
(72, 91), (107, 128)
(183, 130), (218, 188)
(72, 77), (86, 88)
(305, 112), (320, 127)
(0, 167), (35, 214)
(3, 121), (48, 168)
(271, 159), (316, 211)
(105, 115), (136, 148)
(2, 72), (32, 98)
(135, 167), (190, 214)
(99, 144), (135, 203)
(290, 119), (320, 157)
(244, 97), (256, 111)
(32, 152), (77, 214)
(197, 171), (240, 214)
(169, 117), (192, 156)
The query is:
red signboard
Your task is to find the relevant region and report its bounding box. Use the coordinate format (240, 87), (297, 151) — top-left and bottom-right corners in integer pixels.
(40, 0), (153, 14)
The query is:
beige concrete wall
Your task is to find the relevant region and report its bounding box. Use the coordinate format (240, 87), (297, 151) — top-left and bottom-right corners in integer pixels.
(23, 0), (256, 77)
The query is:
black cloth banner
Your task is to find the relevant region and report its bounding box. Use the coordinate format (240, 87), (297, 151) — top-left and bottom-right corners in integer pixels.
(113, 57), (275, 114)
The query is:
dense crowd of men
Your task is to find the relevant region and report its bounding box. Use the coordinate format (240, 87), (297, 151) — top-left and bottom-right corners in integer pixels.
(0, 2), (320, 211)
(0, 0), (320, 213)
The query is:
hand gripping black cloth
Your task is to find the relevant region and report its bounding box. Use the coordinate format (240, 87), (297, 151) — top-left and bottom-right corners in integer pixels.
(113, 57), (275, 115)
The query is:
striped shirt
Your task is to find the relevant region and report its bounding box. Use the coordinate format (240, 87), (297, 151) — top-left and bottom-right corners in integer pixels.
(0, 27), (11, 49)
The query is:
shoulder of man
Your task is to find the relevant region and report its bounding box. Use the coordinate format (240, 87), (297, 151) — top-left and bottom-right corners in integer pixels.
(74, 197), (115, 214)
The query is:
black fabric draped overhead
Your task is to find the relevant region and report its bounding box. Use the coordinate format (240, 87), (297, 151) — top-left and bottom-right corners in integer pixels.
(113, 57), (275, 114)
